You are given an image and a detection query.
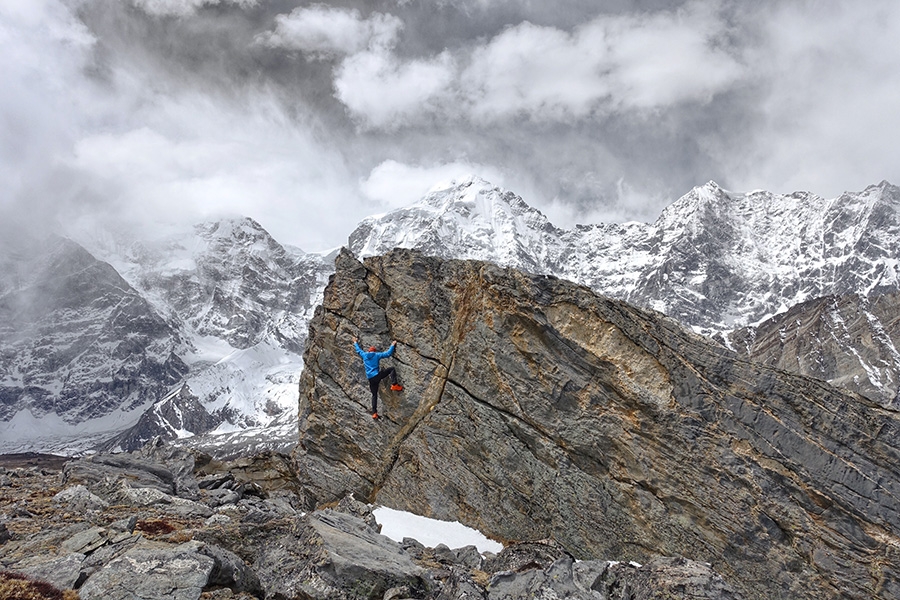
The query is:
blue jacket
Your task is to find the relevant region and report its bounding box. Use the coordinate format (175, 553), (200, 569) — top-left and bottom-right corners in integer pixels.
(355, 342), (395, 379)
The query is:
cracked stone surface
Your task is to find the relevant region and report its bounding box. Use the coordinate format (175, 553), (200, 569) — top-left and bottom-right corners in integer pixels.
(293, 247), (900, 600)
(78, 543), (215, 600)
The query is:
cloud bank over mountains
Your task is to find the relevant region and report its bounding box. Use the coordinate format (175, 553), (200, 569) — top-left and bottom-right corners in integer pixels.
(2, 0), (899, 251)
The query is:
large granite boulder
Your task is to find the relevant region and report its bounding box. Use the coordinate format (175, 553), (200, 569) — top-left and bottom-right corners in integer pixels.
(294, 248), (900, 600)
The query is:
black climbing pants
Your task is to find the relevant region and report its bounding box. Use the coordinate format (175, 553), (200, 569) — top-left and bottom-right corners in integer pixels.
(367, 367), (397, 413)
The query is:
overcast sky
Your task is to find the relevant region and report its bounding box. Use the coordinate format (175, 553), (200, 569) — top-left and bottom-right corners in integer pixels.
(2, 0), (899, 252)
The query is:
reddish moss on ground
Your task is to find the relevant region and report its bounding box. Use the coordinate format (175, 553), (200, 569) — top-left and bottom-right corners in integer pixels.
(0, 571), (78, 600)
(135, 518), (177, 536)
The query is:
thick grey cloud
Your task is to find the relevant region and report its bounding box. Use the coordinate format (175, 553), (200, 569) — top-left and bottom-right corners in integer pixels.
(2, 0), (899, 251)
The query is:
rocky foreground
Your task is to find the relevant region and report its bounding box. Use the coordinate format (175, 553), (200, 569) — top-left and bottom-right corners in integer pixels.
(296, 248), (900, 600)
(0, 444), (738, 600)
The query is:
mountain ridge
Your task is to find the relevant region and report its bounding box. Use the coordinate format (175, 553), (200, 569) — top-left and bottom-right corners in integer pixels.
(348, 175), (900, 407)
(350, 177), (900, 333)
(4, 176), (900, 454)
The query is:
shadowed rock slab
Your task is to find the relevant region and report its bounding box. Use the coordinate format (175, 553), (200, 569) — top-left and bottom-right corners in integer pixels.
(253, 508), (431, 600)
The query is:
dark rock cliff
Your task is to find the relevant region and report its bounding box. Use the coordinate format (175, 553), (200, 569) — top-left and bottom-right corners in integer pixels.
(294, 248), (900, 600)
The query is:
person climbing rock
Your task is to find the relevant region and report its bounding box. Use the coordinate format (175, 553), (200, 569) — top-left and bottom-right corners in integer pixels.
(353, 337), (403, 419)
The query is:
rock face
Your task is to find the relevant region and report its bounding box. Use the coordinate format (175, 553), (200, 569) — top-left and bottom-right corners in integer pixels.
(727, 291), (900, 408)
(295, 248), (900, 600)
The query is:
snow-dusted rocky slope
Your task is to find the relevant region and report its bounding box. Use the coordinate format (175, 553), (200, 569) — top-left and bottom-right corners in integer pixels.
(0, 219), (333, 455)
(0, 233), (187, 450)
(726, 291), (900, 407)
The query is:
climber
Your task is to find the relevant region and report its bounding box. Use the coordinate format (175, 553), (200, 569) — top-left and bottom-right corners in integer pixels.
(353, 337), (403, 419)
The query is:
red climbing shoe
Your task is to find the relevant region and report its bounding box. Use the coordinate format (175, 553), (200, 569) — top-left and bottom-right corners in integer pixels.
(372, 412), (379, 419)
(390, 384), (404, 391)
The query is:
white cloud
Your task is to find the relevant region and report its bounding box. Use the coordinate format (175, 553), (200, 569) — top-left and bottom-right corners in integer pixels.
(61, 89), (365, 252)
(6, 0), (900, 255)
(335, 49), (456, 130)
(360, 159), (509, 209)
(462, 1), (743, 121)
(0, 0), (96, 215)
(461, 21), (613, 121)
(130, 0), (257, 18)
(260, 5), (402, 58)
(330, 1), (744, 128)
(728, 0), (900, 196)
(602, 5), (744, 110)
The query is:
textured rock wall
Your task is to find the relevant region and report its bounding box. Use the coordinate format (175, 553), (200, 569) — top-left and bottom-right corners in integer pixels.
(728, 291), (900, 408)
(294, 248), (900, 600)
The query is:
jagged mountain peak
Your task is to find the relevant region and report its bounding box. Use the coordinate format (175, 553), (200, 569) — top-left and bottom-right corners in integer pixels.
(349, 175), (561, 272)
(197, 215), (267, 235)
(418, 174), (543, 219)
(653, 182), (733, 240)
(194, 216), (284, 253)
(859, 179), (898, 196)
(367, 174), (552, 230)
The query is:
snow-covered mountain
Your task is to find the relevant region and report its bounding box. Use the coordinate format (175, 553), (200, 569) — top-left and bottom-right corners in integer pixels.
(348, 175), (900, 407)
(0, 219), (334, 455)
(349, 177), (568, 274)
(351, 176), (900, 335)
(0, 233), (188, 449)
(726, 291), (900, 407)
(85, 217), (334, 427)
